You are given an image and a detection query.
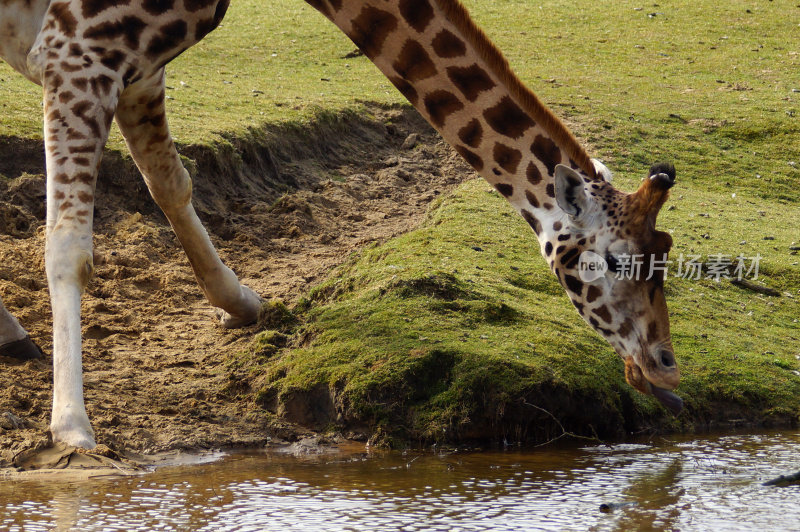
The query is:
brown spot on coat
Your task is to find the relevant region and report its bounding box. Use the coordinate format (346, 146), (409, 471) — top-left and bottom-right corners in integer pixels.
(455, 145), (483, 171)
(492, 143), (521, 174)
(521, 209), (542, 235)
(46, 73), (64, 93)
(145, 20), (188, 59)
(53, 171), (94, 185)
(399, 0), (434, 33)
(71, 78), (88, 91)
(100, 50), (126, 71)
(526, 161), (542, 185)
(446, 65), (496, 102)
(60, 62), (82, 73)
(69, 144), (97, 153)
(561, 248), (580, 269)
(586, 285), (601, 303)
(85, 17), (147, 50)
(423, 90), (463, 128)
(525, 190), (539, 209)
(65, 129), (86, 140)
(618, 318), (634, 338)
(495, 183), (513, 197)
(349, 6), (397, 59)
(50, 2), (79, 37)
(393, 39), (437, 82)
(195, 17), (217, 40)
(72, 101), (103, 137)
(138, 113), (165, 128)
(457, 119), (483, 148)
(593, 304), (613, 324)
(82, 0), (130, 18)
(563, 274), (584, 295)
(531, 135), (562, 176)
(143, 0), (175, 15)
(483, 96), (535, 140)
(91, 75), (116, 96)
(432, 29), (466, 58)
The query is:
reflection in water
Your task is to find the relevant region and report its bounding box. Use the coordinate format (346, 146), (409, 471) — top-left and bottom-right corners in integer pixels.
(3, 431), (800, 531)
(613, 457), (683, 531)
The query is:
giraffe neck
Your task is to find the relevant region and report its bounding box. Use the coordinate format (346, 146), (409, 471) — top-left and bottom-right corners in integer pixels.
(309, 0), (596, 242)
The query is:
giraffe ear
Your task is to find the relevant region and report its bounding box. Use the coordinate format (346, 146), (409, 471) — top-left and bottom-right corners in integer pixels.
(554, 164), (595, 221)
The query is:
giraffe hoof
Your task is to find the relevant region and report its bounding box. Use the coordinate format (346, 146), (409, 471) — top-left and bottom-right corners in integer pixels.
(51, 432), (97, 451)
(215, 286), (263, 329)
(50, 419), (97, 450)
(216, 309), (255, 329)
(0, 336), (44, 361)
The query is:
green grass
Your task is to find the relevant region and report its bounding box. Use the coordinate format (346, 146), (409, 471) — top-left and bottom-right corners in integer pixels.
(0, 0), (403, 148)
(2, 1), (798, 201)
(0, 0), (798, 441)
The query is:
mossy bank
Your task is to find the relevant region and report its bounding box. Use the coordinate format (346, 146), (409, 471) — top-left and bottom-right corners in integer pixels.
(243, 171), (799, 446)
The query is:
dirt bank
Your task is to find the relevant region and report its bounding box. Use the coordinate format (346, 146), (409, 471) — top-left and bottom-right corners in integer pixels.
(0, 105), (472, 468)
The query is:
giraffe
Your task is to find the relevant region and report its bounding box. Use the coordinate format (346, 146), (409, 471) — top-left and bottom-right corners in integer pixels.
(0, 0), (681, 450)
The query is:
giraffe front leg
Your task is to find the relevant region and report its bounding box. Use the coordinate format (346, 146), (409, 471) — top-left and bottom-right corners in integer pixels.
(115, 71), (262, 328)
(39, 71), (121, 450)
(46, 229), (95, 449)
(0, 296), (43, 361)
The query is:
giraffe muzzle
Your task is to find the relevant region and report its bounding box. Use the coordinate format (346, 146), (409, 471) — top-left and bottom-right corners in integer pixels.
(624, 356), (683, 414)
(648, 162), (676, 189)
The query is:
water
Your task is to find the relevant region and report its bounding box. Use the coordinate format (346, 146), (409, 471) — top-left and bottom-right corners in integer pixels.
(3, 431), (800, 531)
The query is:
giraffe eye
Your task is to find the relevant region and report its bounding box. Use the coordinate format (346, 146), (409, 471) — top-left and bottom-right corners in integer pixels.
(606, 253), (621, 273)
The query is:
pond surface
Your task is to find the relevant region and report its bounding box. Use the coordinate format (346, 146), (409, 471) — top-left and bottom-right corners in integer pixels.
(3, 431), (800, 531)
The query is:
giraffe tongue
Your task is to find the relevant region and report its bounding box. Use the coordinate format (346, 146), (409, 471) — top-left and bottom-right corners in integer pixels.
(651, 385), (683, 415)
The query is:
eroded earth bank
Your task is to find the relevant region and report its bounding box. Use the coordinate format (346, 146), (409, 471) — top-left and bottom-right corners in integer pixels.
(0, 105), (472, 468)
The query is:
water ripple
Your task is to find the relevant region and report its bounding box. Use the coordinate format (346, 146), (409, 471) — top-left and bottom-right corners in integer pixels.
(3, 431), (800, 531)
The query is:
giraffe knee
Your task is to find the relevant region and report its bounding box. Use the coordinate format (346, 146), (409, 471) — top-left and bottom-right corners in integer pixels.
(51, 251), (94, 291)
(45, 233), (95, 291)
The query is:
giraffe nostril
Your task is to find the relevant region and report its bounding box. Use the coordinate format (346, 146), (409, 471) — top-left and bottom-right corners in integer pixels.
(660, 350), (676, 368)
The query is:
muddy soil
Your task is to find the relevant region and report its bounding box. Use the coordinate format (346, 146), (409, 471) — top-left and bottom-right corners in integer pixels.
(0, 105), (472, 468)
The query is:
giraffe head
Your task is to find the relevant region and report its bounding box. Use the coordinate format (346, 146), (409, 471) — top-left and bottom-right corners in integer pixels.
(549, 162), (682, 413)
